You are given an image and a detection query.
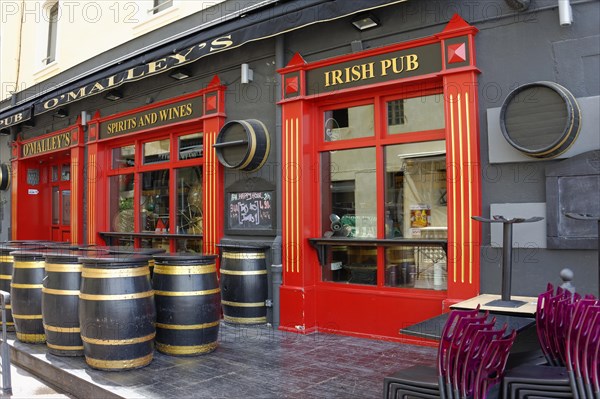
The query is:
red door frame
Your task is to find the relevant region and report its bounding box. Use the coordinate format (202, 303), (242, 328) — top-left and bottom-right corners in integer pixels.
(85, 76), (226, 255)
(277, 15), (481, 341)
(11, 120), (85, 243)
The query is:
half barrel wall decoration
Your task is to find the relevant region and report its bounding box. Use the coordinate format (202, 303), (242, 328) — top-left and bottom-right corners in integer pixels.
(0, 163), (10, 191)
(500, 81), (581, 159)
(214, 119), (270, 172)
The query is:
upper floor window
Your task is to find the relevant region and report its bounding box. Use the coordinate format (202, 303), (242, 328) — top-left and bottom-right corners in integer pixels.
(151, 0), (172, 14)
(44, 3), (58, 65)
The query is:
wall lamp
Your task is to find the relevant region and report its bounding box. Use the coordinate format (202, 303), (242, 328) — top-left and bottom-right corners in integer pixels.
(55, 108), (68, 118)
(241, 63), (254, 84)
(105, 90), (123, 101)
(169, 69), (191, 80)
(558, 0), (573, 26)
(351, 13), (380, 31)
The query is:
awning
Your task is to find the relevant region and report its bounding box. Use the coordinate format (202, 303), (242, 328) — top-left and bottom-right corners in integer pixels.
(0, 0), (406, 130)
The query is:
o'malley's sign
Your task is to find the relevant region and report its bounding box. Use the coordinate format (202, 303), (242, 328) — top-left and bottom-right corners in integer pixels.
(34, 35), (234, 115)
(21, 131), (72, 158)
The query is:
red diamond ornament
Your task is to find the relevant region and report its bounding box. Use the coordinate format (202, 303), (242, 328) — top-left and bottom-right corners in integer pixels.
(448, 43), (467, 64)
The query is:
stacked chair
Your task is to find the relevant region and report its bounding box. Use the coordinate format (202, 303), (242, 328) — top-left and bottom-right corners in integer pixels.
(383, 306), (517, 398)
(501, 283), (600, 399)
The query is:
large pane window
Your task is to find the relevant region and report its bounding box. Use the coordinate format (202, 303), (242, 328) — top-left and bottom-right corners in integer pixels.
(143, 139), (170, 164)
(384, 141), (447, 290)
(110, 174), (135, 233)
(45, 3), (58, 65)
(112, 145), (135, 169)
(322, 147), (377, 285)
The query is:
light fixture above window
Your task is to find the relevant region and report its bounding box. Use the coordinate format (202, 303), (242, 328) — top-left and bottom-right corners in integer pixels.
(169, 69), (191, 80)
(55, 108), (68, 118)
(351, 13), (380, 31)
(105, 90), (123, 101)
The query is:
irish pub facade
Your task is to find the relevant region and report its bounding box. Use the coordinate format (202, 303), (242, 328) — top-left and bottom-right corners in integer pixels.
(1, 0), (598, 341)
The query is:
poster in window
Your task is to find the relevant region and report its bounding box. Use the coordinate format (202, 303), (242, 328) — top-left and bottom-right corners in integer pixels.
(410, 204), (431, 237)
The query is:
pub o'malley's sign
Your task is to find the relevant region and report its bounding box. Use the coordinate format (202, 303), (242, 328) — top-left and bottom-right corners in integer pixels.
(21, 131), (72, 158)
(0, 35), (234, 129)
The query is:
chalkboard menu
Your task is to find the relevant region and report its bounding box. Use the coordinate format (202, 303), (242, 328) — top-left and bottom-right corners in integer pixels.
(226, 191), (274, 233)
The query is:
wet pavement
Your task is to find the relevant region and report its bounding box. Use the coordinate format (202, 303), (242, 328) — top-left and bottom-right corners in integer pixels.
(6, 323), (436, 399)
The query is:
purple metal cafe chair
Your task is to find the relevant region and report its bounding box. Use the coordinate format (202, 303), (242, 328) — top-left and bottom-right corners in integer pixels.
(567, 303), (600, 399)
(458, 326), (507, 399)
(580, 311), (600, 399)
(472, 330), (517, 399)
(383, 307), (484, 399)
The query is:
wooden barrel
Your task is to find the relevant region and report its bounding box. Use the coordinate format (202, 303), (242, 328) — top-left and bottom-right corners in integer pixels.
(153, 253), (220, 356)
(10, 250), (46, 343)
(0, 244), (24, 331)
(214, 119), (271, 172)
(219, 245), (268, 325)
(79, 255), (156, 370)
(42, 251), (89, 356)
(0, 163), (10, 191)
(105, 247), (166, 280)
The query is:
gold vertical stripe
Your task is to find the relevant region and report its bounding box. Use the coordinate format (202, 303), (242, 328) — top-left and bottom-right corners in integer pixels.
(211, 130), (216, 255)
(458, 93), (465, 284)
(284, 118), (289, 273)
(289, 118), (295, 273)
(465, 92), (473, 284)
(449, 95), (457, 284)
(11, 164), (17, 238)
(292, 118), (297, 273)
(295, 117), (300, 273)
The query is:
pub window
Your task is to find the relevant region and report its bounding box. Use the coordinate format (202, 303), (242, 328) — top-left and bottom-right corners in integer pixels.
(324, 104), (374, 141)
(320, 93), (447, 290)
(44, 2), (58, 65)
(143, 139), (170, 164)
(112, 145), (135, 169)
(151, 0), (172, 14)
(387, 94), (444, 134)
(140, 170), (170, 233)
(110, 174), (135, 233)
(27, 168), (40, 185)
(178, 133), (203, 160)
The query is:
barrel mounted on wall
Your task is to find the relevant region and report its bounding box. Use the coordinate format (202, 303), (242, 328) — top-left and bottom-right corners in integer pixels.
(0, 164), (10, 191)
(500, 81), (581, 159)
(214, 119), (270, 172)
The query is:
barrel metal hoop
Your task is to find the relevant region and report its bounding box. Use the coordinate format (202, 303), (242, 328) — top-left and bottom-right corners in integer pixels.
(16, 332), (46, 343)
(12, 313), (43, 319)
(155, 341), (218, 355)
(222, 252), (265, 260)
(85, 353), (153, 370)
(81, 267), (150, 278)
(11, 283), (43, 289)
(155, 321), (219, 330)
(153, 265), (216, 275)
(42, 288), (80, 296)
(45, 263), (83, 273)
(44, 324), (81, 333)
(14, 261), (45, 269)
(79, 291), (154, 301)
(223, 315), (267, 324)
(219, 269), (267, 276)
(154, 288), (220, 297)
(0, 255), (13, 262)
(0, 274), (11, 280)
(81, 332), (156, 346)
(221, 300), (264, 307)
(47, 343), (84, 351)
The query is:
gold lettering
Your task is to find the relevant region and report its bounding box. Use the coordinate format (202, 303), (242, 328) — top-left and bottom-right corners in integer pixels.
(210, 35), (233, 51)
(88, 82), (105, 95)
(350, 65), (362, 82)
(168, 46), (197, 66)
(67, 87), (87, 101)
(44, 98), (59, 110)
(106, 73), (125, 88)
(15, 113), (23, 122)
(324, 71), (332, 87)
(64, 133), (71, 146)
(330, 70), (343, 86)
(126, 67), (146, 80)
(406, 54), (419, 71)
(148, 59), (168, 74)
(362, 62), (375, 80)
(380, 59), (392, 76)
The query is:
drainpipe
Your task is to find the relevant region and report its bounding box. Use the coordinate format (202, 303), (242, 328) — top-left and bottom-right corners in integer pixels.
(269, 35), (285, 329)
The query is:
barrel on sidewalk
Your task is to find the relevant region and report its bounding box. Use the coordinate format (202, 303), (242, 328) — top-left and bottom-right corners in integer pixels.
(79, 255), (156, 370)
(10, 250), (46, 343)
(219, 244), (268, 325)
(42, 251), (93, 356)
(153, 253), (220, 356)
